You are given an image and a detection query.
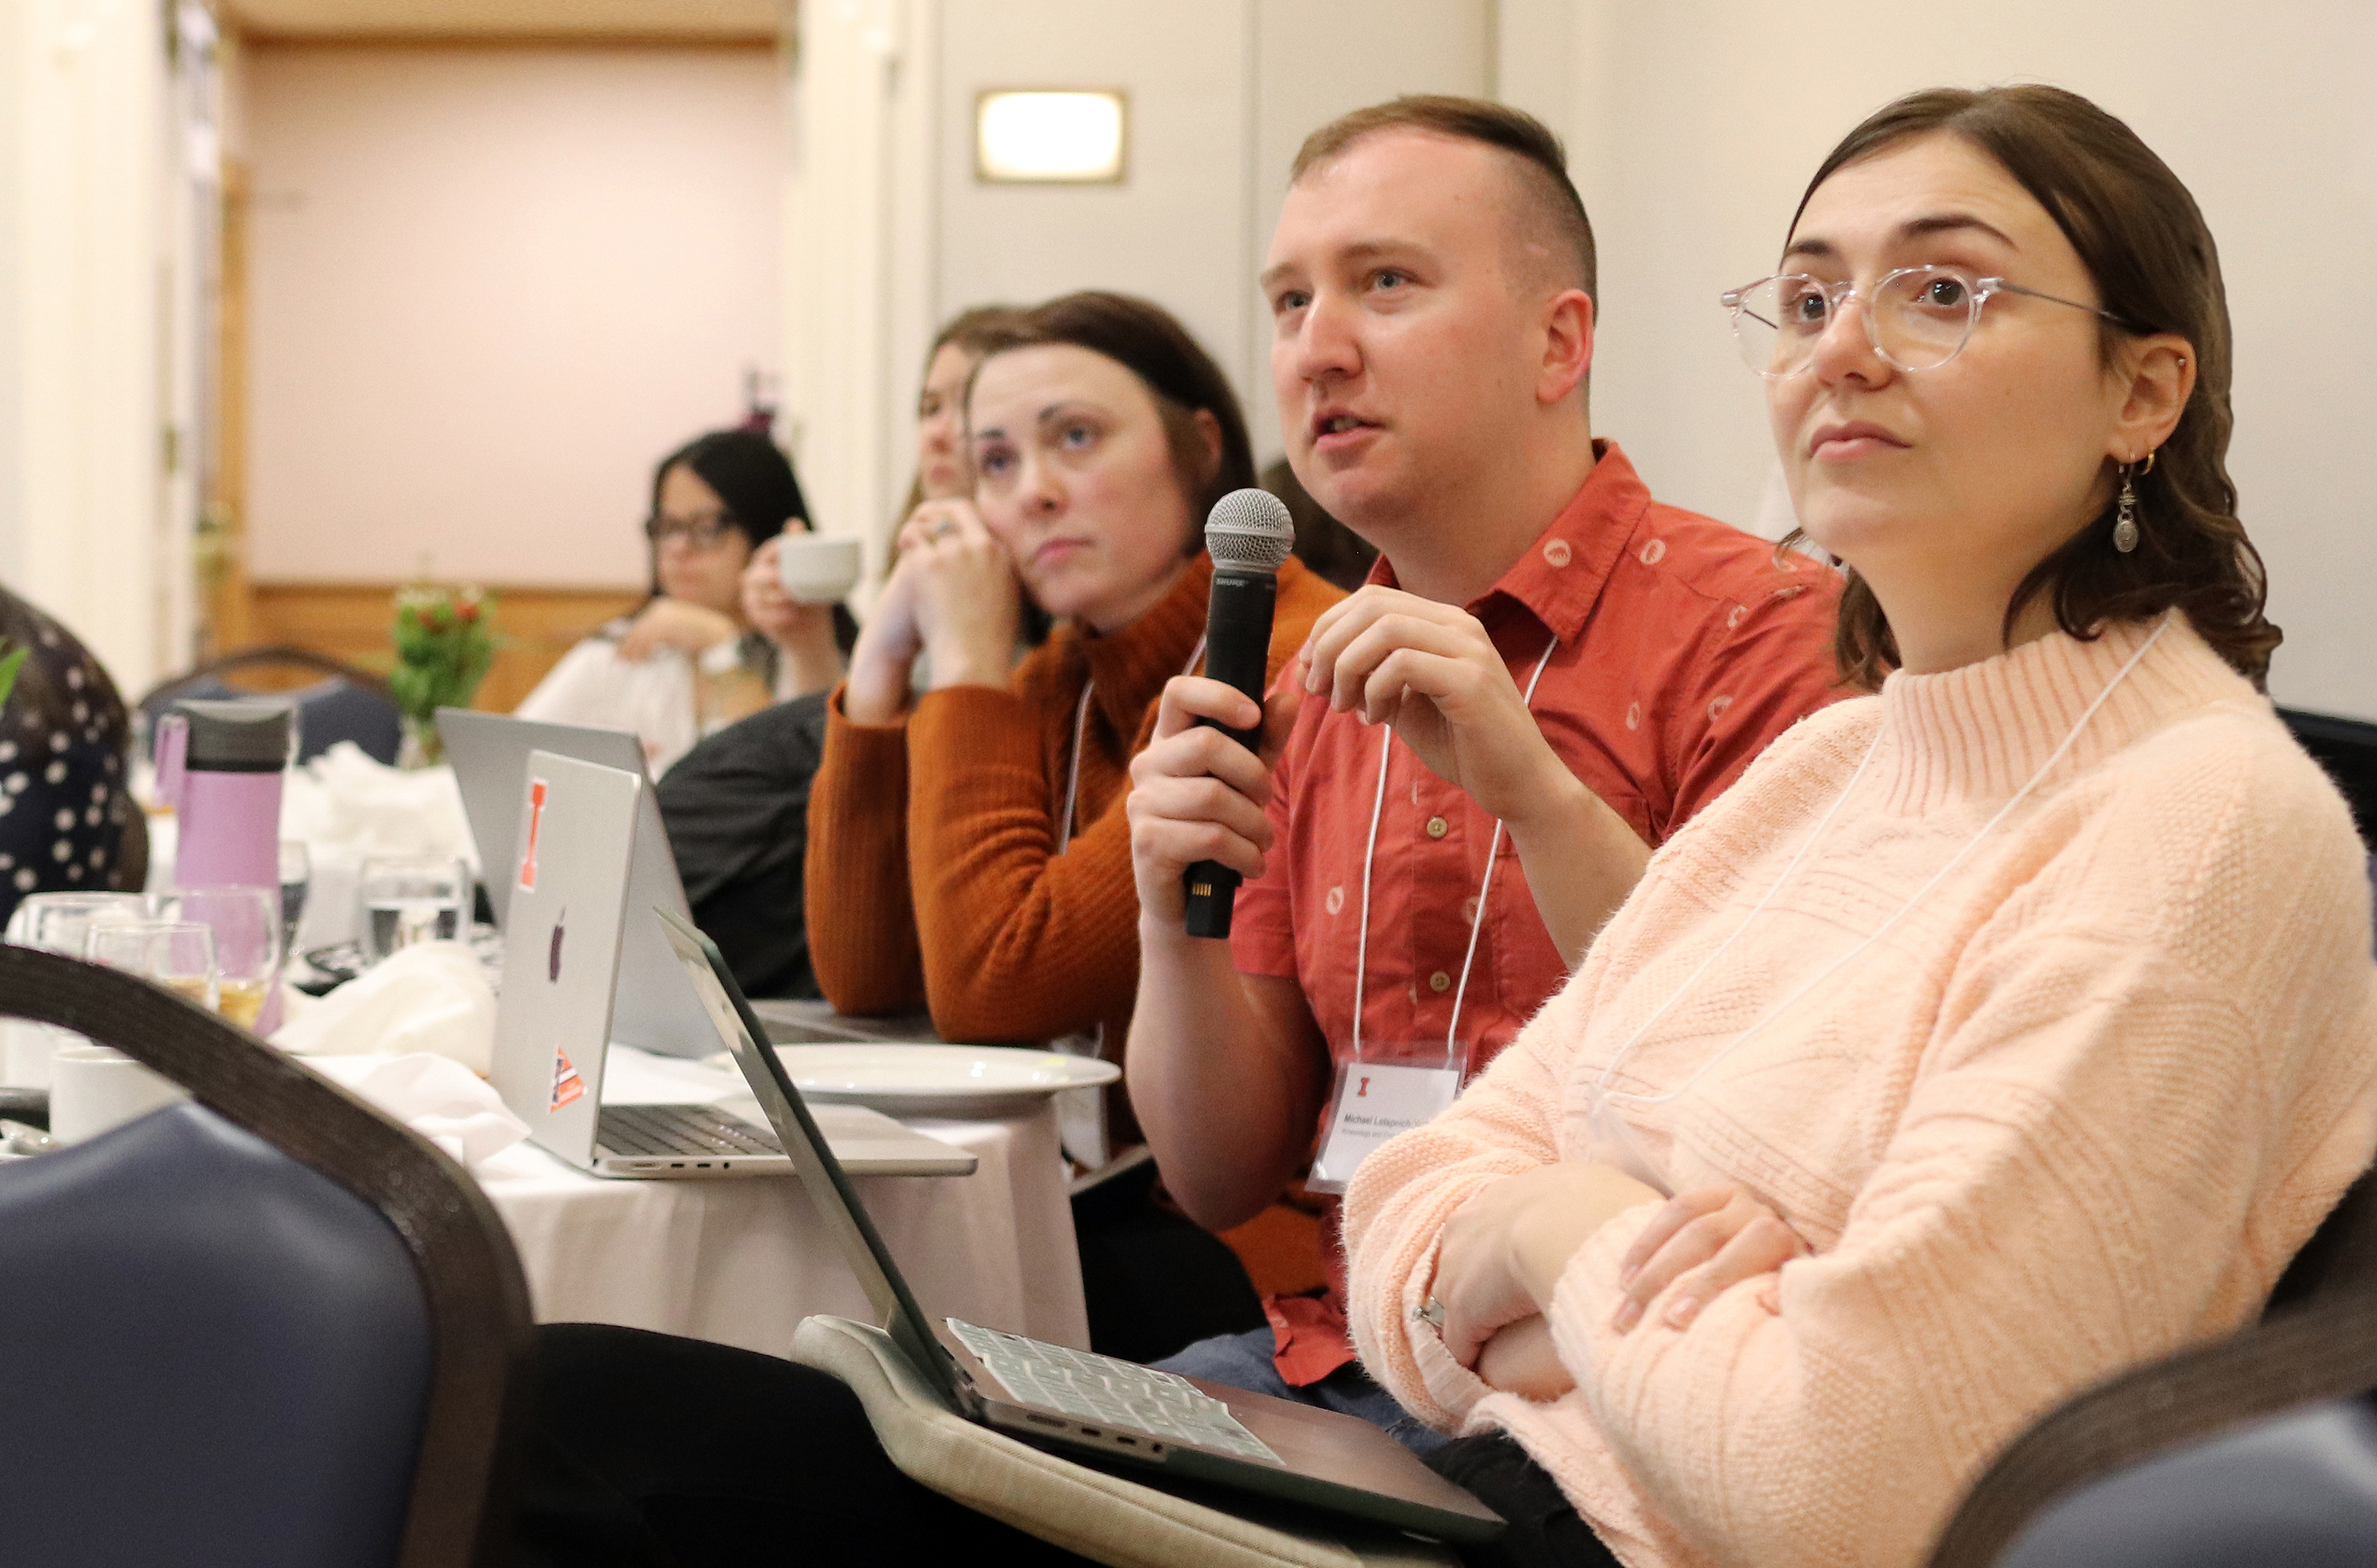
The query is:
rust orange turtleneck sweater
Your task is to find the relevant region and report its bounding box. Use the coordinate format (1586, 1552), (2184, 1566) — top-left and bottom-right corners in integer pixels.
(807, 552), (1340, 1048)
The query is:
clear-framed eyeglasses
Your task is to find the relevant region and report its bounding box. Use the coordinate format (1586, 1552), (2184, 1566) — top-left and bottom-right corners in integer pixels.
(1719, 265), (2128, 378)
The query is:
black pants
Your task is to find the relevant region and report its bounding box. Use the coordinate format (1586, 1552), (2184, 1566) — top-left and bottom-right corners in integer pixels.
(509, 1324), (1619, 1568)
(1072, 1161), (1265, 1364)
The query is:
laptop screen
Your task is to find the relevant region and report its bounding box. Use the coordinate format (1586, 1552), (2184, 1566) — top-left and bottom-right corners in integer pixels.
(653, 906), (961, 1403)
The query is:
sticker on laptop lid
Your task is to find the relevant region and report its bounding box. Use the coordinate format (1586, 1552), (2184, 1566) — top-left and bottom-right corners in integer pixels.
(550, 1044), (586, 1111)
(518, 777), (549, 891)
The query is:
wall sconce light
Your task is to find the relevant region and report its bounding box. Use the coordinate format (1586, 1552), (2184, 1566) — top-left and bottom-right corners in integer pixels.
(975, 90), (1128, 184)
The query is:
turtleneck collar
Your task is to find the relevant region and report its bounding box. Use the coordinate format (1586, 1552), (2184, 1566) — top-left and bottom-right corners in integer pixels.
(1869, 612), (2252, 815)
(1058, 551), (1214, 739)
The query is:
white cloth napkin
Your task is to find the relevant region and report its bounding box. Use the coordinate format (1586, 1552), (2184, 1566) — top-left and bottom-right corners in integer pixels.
(269, 940), (497, 1075)
(299, 1052), (529, 1171)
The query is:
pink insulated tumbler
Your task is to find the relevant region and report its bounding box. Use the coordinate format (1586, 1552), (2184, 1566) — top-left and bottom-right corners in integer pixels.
(153, 700), (293, 1031)
(153, 699), (290, 892)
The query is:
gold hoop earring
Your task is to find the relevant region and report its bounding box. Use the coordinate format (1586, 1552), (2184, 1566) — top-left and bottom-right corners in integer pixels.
(2114, 461), (2141, 554)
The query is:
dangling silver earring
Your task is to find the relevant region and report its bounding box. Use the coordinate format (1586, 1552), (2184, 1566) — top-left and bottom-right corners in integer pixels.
(2113, 460), (2140, 554)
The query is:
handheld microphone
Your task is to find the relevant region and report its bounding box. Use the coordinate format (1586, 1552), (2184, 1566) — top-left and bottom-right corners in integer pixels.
(1183, 488), (1296, 939)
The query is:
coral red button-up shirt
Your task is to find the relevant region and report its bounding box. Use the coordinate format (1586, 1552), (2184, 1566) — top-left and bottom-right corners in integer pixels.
(1230, 442), (1848, 1384)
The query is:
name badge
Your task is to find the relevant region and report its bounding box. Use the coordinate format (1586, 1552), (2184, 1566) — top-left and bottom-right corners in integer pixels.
(1307, 1061), (1463, 1194)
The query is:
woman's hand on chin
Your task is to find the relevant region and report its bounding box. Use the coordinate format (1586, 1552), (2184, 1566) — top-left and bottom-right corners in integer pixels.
(617, 597), (740, 663)
(1434, 1162), (1664, 1371)
(843, 553), (928, 724)
(901, 500), (1023, 692)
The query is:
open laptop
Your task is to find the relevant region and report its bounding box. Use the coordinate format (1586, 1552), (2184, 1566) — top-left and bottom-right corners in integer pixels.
(655, 904), (1504, 1545)
(439, 706), (887, 1058)
(491, 748), (975, 1181)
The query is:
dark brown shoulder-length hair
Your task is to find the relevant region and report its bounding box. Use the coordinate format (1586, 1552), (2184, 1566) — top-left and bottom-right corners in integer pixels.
(1791, 85), (2278, 690)
(967, 290), (1257, 552)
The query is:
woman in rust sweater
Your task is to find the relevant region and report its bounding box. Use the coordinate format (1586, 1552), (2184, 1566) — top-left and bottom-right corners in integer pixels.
(808, 292), (1338, 1056)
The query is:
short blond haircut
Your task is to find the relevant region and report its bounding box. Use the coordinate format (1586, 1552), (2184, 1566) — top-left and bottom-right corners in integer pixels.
(1291, 95), (1596, 302)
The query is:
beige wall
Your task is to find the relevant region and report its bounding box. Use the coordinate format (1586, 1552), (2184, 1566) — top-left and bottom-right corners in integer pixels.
(0, 0), (175, 692)
(243, 41), (783, 588)
(785, 0), (1491, 592)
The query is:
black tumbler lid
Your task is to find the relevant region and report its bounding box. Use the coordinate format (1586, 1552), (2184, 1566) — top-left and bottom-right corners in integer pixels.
(173, 698), (291, 772)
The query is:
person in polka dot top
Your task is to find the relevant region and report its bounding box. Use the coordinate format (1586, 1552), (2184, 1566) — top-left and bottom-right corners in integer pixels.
(0, 587), (144, 926)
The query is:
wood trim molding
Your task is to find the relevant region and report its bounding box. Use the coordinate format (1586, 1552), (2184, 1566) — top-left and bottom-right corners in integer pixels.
(244, 580), (646, 714)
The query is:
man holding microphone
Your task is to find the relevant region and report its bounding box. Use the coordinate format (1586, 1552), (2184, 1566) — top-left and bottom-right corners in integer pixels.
(1125, 97), (1844, 1435)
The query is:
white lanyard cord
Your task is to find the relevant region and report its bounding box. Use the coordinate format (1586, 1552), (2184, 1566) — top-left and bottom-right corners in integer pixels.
(1350, 633), (1560, 1072)
(1058, 682), (1094, 856)
(1058, 636), (1208, 856)
(1591, 610), (2173, 1117)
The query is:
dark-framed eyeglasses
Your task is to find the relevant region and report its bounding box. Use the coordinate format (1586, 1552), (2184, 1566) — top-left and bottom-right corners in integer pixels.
(1719, 265), (2131, 378)
(643, 510), (743, 548)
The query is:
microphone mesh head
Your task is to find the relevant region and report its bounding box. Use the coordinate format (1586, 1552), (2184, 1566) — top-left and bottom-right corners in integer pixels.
(1204, 488), (1295, 571)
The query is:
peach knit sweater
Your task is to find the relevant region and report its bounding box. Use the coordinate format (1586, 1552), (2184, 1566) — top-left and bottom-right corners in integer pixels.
(1345, 615), (2377, 1568)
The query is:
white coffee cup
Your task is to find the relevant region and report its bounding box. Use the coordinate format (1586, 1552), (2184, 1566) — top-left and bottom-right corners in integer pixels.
(775, 532), (863, 604)
(49, 1044), (190, 1145)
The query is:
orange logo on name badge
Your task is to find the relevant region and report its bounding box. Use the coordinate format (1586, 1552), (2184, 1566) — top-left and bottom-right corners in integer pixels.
(550, 1045), (585, 1111)
(519, 778), (549, 892)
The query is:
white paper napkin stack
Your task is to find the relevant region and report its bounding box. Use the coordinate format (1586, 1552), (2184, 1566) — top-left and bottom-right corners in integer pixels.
(269, 939), (497, 1075)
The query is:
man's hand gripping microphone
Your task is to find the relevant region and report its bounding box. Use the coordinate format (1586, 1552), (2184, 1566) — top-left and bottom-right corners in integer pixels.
(1183, 488), (1295, 938)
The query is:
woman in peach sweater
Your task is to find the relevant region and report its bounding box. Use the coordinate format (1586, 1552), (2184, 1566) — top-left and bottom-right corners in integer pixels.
(1344, 87), (2377, 1568)
(807, 292), (1336, 1052)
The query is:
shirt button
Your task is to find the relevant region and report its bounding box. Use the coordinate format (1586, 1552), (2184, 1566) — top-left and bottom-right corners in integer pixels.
(1542, 538), (1573, 568)
(1425, 816), (1448, 839)
(1428, 970), (1452, 994)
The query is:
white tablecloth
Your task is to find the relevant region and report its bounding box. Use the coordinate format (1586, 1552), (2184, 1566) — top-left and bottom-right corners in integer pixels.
(471, 1046), (1089, 1356)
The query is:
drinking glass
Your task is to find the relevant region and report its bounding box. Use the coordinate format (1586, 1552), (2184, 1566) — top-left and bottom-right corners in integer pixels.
(278, 840), (312, 956)
(356, 854), (469, 964)
(162, 886), (281, 1030)
(85, 921), (219, 1012)
(7, 891), (153, 954)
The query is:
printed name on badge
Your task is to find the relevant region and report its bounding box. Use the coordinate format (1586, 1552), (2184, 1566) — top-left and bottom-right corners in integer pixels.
(1307, 1062), (1463, 1193)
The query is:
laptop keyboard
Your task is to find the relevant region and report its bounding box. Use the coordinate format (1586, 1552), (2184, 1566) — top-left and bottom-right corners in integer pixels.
(947, 1318), (1280, 1465)
(595, 1104), (784, 1159)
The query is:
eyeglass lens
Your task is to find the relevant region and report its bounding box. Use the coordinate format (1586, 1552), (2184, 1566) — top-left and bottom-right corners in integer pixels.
(645, 511), (737, 546)
(1729, 267), (1982, 377)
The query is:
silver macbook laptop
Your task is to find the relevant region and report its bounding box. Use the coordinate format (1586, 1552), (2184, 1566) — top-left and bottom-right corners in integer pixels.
(491, 749), (974, 1181)
(440, 706), (890, 1058)
(655, 905), (1504, 1546)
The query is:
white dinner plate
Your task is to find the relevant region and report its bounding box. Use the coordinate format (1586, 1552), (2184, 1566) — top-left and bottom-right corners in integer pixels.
(775, 1044), (1119, 1118)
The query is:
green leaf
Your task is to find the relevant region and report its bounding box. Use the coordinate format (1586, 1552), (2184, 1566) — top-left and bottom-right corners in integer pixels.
(0, 646), (24, 714)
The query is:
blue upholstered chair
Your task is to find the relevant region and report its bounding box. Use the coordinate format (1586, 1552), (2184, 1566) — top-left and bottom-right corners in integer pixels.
(1928, 1171), (2377, 1567)
(0, 945), (533, 1568)
(140, 646), (405, 765)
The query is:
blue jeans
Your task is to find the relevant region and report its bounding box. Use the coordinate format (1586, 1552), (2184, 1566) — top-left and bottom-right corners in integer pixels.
(1155, 1326), (1450, 1457)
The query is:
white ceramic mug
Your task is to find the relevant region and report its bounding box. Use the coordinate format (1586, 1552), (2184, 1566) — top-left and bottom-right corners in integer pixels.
(775, 533), (863, 604)
(49, 1044), (190, 1145)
